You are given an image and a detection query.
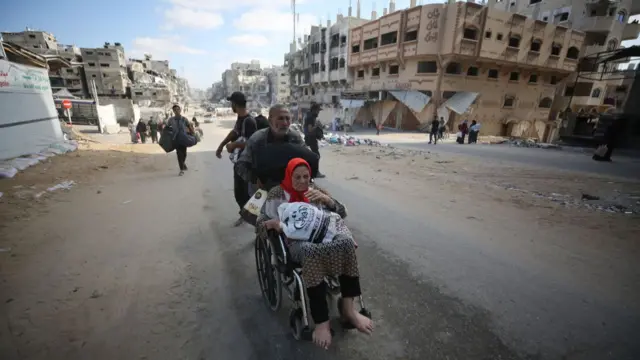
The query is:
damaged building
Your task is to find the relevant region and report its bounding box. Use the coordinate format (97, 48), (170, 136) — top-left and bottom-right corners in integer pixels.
(343, 0), (585, 141)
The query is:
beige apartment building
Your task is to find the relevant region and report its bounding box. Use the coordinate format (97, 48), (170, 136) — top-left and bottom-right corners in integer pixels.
(81, 43), (129, 96)
(489, 0), (640, 132)
(346, 0), (585, 140)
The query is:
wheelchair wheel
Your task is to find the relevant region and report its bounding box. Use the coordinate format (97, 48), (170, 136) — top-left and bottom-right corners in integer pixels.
(255, 236), (282, 312)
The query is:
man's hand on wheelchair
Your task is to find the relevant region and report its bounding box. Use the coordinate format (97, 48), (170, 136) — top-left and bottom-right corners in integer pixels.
(264, 219), (281, 232)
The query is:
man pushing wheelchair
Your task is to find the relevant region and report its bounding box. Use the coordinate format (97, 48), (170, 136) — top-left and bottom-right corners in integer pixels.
(236, 104), (374, 349)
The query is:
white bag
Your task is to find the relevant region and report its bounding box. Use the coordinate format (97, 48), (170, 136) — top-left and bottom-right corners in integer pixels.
(456, 131), (462, 138)
(277, 202), (339, 244)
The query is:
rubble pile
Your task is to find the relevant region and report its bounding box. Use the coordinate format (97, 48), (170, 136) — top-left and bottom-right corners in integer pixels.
(505, 138), (561, 150)
(0, 141), (79, 179)
(500, 184), (638, 215)
(322, 133), (385, 147)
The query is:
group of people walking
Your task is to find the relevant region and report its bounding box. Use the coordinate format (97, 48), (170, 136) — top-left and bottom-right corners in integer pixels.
(456, 119), (481, 144)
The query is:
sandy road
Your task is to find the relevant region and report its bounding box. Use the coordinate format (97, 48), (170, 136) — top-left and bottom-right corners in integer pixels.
(0, 121), (638, 360)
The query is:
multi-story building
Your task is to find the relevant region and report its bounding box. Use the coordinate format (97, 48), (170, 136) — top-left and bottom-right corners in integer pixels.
(1, 30), (88, 97)
(81, 43), (129, 96)
(489, 0), (640, 139)
(346, 0), (585, 140)
(266, 65), (291, 104)
(285, 5), (369, 113)
(221, 61), (271, 108)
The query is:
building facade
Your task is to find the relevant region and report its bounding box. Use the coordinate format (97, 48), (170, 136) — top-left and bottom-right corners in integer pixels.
(81, 43), (129, 96)
(221, 61), (271, 109)
(266, 66), (291, 104)
(346, 0), (585, 139)
(285, 7), (369, 111)
(489, 0), (640, 122)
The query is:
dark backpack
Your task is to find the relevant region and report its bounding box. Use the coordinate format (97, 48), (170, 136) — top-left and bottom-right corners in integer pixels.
(255, 115), (270, 130)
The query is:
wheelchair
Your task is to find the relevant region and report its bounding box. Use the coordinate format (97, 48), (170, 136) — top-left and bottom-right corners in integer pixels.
(254, 229), (372, 341)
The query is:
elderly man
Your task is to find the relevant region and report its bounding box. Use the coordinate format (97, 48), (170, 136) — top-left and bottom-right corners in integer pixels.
(236, 104), (318, 192)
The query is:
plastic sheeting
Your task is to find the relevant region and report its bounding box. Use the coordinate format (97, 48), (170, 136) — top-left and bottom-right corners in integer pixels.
(442, 92), (479, 115)
(388, 91), (431, 113)
(0, 59), (64, 161)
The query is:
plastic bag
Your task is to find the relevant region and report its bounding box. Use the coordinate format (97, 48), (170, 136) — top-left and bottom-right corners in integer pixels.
(241, 189), (268, 226)
(594, 145), (608, 157)
(277, 202), (339, 244)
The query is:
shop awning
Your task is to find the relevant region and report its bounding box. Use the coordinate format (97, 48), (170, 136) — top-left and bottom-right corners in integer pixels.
(340, 99), (365, 108)
(442, 92), (479, 115)
(388, 90), (430, 113)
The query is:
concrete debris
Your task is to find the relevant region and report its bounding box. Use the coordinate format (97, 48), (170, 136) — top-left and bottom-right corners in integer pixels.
(504, 138), (562, 150)
(322, 132), (385, 147)
(47, 180), (75, 192)
(500, 184), (637, 215)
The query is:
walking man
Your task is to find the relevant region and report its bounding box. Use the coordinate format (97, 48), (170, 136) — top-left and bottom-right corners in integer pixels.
(304, 103), (325, 178)
(429, 117), (440, 144)
(136, 120), (147, 144)
(167, 104), (192, 176)
(215, 92), (257, 226)
(148, 117), (158, 144)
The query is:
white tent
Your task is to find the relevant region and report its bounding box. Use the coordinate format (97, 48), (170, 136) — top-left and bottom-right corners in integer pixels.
(0, 59), (64, 161)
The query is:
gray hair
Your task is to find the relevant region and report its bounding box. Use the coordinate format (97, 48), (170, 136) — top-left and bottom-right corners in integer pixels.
(268, 104), (289, 119)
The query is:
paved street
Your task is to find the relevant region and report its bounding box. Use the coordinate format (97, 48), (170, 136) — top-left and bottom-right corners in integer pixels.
(1, 123), (639, 360)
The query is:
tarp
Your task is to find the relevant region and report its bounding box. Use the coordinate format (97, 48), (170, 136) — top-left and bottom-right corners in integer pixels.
(442, 92), (479, 115)
(0, 59), (64, 161)
(53, 88), (79, 99)
(389, 91), (430, 113)
(340, 99), (365, 108)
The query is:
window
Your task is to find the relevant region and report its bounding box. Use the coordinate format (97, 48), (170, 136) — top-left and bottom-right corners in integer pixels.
(538, 97), (552, 108)
(503, 95), (516, 108)
(542, 16), (548, 22)
(591, 88), (601, 98)
(135, 91), (143, 96)
(564, 86), (574, 96)
(530, 0), (541, 4)
(330, 57), (339, 70)
(357, 70), (364, 78)
(364, 38), (378, 50)
(91, 74), (97, 78)
(442, 91), (457, 99)
(28, 34), (36, 39)
(488, 69), (499, 79)
(496, 33), (504, 41)
(66, 69), (74, 73)
(339, 58), (346, 68)
(389, 65), (399, 75)
(551, 43), (562, 56)
(508, 35), (521, 48)
(88, 62), (96, 67)
(445, 62), (462, 74)
(509, 72), (520, 81)
(558, 12), (569, 22)
(380, 31), (398, 46)
(85, 51), (94, 55)
(485, 31), (492, 39)
(607, 39), (618, 51)
(530, 39), (541, 52)
(566, 46), (579, 59)
(372, 67), (380, 77)
(467, 66), (479, 76)
(100, 63), (110, 67)
(405, 30), (418, 42)
(463, 27), (478, 40)
(417, 61), (437, 74)
(102, 73), (108, 77)
(352, 44), (360, 53)
(528, 74), (538, 83)
(341, 35), (347, 44)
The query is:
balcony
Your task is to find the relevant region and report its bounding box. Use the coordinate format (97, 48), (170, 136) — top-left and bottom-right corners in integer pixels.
(577, 16), (615, 33)
(583, 44), (607, 57)
(622, 22), (640, 41)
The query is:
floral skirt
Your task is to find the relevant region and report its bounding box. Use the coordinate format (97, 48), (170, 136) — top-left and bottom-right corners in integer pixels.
(288, 235), (359, 288)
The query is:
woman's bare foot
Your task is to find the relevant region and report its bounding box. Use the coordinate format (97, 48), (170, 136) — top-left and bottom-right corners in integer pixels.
(312, 321), (332, 349)
(344, 310), (374, 335)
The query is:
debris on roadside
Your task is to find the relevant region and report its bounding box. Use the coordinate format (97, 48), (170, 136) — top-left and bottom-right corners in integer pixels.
(47, 180), (75, 192)
(321, 132), (385, 147)
(502, 138), (562, 150)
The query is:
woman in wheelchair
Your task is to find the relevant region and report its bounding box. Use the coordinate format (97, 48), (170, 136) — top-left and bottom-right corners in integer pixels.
(256, 158), (374, 349)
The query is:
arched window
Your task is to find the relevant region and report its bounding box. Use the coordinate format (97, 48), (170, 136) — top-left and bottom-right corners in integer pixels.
(463, 27), (478, 40)
(339, 58), (346, 68)
(503, 95), (516, 108)
(530, 39), (542, 52)
(566, 46), (579, 59)
(607, 39), (618, 51)
(508, 34), (521, 48)
(617, 10), (626, 23)
(591, 88), (601, 98)
(538, 97), (552, 108)
(551, 43), (562, 56)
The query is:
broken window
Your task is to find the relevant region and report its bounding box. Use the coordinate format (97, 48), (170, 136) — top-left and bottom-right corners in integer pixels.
(463, 27), (478, 40)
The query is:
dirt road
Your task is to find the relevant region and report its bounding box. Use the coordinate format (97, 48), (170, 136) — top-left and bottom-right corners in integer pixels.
(1, 122), (638, 360)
